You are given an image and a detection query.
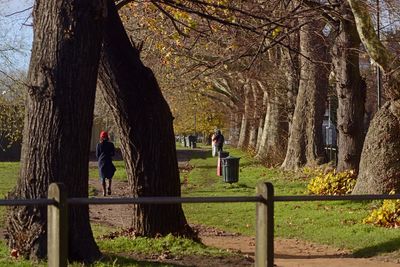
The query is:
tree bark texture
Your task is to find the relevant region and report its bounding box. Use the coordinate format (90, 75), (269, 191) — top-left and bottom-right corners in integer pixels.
(348, 0), (400, 193)
(352, 101), (400, 194)
(248, 84), (260, 151)
(332, 2), (365, 172)
(6, 0), (104, 262)
(255, 89), (288, 166)
(98, 0), (192, 237)
(237, 84), (251, 149)
(255, 46), (289, 165)
(229, 109), (241, 146)
(282, 31), (300, 134)
(281, 19), (329, 170)
(255, 90), (268, 152)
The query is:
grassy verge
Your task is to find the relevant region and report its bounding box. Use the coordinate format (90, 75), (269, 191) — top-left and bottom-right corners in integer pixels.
(97, 234), (228, 257)
(182, 146), (400, 257)
(0, 162), (19, 224)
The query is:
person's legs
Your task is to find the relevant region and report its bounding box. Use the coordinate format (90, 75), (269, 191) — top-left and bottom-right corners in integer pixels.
(101, 179), (107, 196)
(107, 179), (112, 195)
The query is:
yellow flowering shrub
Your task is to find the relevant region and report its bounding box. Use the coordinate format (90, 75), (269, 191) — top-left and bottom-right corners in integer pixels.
(307, 170), (357, 195)
(363, 191), (400, 228)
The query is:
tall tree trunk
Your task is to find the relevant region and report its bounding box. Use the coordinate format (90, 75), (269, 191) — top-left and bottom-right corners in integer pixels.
(256, 89), (288, 165)
(237, 84), (251, 149)
(98, 0), (192, 236)
(332, 2), (365, 172)
(255, 46), (289, 165)
(282, 31), (300, 134)
(6, 0), (104, 262)
(229, 108), (241, 146)
(352, 101), (400, 194)
(281, 19), (329, 170)
(256, 90), (268, 152)
(347, 0), (400, 193)
(248, 84), (260, 151)
(285, 59), (299, 134)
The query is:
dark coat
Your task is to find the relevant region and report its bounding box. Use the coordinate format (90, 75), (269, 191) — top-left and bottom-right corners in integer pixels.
(96, 140), (116, 179)
(214, 133), (224, 149)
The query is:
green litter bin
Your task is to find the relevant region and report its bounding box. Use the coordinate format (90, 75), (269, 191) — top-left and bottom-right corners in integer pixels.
(221, 156), (240, 183)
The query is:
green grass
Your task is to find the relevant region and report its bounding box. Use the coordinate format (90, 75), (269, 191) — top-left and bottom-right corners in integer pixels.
(91, 223), (224, 257)
(0, 162), (19, 224)
(89, 161), (127, 182)
(0, 223), (229, 267)
(0, 236), (185, 267)
(1, 146), (400, 265)
(181, 146), (400, 257)
(0, 240), (45, 266)
(96, 234), (228, 257)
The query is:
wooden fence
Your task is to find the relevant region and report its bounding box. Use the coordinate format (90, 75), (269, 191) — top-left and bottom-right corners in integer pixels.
(2, 182), (400, 267)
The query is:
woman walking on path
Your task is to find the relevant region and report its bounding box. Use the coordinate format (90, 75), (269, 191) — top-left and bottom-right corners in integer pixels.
(96, 131), (116, 196)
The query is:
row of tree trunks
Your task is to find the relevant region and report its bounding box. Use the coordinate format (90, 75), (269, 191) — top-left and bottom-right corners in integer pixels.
(205, 17), (366, 176)
(231, 5), (367, 174)
(212, 10), (366, 174)
(255, 87), (288, 165)
(254, 44), (292, 165)
(6, 0), (105, 262)
(333, 1), (365, 173)
(98, 0), (193, 236)
(281, 19), (329, 170)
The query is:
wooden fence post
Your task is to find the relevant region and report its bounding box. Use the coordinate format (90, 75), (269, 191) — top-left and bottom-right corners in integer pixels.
(255, 182), (274, 267)
(48, 183), (68, 267)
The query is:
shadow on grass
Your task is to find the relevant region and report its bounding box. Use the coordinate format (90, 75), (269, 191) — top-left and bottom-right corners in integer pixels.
(223, 183), (253, 190)
(237, 161), (259, 168)
(194, 165), (216, 170)
(352, 237), (400, 257)
(98, 253), (184, 267)
(177, 149), (211, 161)
(275, 253), (353, 260)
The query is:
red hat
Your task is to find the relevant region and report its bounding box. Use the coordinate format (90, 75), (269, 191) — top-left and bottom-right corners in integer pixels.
(100, 131), (109, 139)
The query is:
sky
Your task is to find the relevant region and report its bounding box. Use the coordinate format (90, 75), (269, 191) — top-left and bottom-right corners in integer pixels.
(0, 0), (33, 72)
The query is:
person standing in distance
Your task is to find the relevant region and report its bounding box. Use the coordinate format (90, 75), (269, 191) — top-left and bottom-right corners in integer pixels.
(213, 129), (225, 153)
(211, 131), (217, 157)
(96, 131), (116, 196)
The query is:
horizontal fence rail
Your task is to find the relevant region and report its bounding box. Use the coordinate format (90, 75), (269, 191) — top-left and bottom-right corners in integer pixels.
(0, 197), (262, 206)
(0, 199), (56, 206)
(1, 182), (400, 267)
(67, 196), (264, 205)
(3, 194), (399, 206)
(274, 194), (400, 202)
